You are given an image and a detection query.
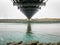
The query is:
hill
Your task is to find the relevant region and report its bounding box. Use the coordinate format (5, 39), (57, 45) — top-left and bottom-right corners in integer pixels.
(0, 18), (60, 23)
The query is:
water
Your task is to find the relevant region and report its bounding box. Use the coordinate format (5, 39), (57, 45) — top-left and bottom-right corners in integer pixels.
(0, 23), (60, 45)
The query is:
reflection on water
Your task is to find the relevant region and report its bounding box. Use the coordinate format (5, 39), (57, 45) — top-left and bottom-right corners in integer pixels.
(25, 22), (35, 42)
(26, 22), (32, 33)
(0, 23), (60, 45)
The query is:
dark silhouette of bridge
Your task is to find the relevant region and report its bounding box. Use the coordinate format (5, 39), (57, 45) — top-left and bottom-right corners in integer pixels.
(11, 0), (48, 33)
(11, 0), (48, 20)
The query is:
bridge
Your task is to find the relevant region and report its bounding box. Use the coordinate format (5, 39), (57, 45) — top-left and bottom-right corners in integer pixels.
(11, 0), (48, 20)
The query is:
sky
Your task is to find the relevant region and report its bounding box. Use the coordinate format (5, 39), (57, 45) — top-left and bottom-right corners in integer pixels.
(0, 0), (60, 19)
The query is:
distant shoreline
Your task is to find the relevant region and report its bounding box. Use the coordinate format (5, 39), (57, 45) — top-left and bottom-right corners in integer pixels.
(0, 18), (60, 23)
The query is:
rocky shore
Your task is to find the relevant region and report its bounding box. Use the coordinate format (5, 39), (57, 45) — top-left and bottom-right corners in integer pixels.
(7, 41), (60, 45)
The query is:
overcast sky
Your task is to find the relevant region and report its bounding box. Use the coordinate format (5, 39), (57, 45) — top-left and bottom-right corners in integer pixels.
(0, 0), (60, 19)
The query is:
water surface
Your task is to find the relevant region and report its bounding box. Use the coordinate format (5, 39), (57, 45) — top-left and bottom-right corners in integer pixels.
(0, 23), (60, 45)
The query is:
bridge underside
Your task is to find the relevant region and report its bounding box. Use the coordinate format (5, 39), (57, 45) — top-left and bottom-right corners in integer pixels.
(12, 0), (47, 19)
